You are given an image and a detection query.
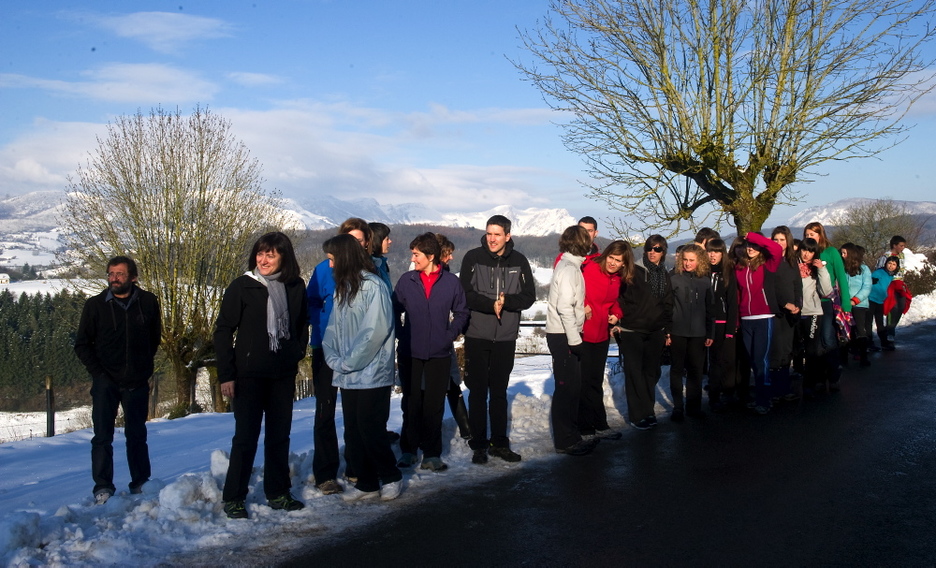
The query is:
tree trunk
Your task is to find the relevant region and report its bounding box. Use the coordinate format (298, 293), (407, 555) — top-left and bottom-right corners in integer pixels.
(171, 356), (196, 409)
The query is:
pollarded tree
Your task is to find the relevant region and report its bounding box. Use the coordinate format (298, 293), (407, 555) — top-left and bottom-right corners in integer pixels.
(517, 0), (936, 236)
(61, 106), (290, 410)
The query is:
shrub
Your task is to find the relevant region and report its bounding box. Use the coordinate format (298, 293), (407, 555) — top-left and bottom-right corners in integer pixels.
(904, 262), (936, 297)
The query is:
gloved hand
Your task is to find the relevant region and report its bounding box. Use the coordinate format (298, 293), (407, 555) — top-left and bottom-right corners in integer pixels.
(569, 342), (585, 359)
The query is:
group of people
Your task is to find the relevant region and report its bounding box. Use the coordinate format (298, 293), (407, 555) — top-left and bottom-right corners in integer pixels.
(73, 214), (913, 518)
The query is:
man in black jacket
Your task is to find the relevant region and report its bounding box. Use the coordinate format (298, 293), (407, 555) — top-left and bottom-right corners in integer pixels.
(459, 215), (536, 464)
(75, 256), (161, 505)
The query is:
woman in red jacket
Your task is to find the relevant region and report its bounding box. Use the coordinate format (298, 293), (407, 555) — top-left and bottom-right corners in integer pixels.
(578, 241), (635, 439)
(733, 232), (783, 415)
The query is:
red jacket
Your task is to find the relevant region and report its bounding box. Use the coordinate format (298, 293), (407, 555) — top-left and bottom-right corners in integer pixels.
(582, 259), (623, 343)
(883, 279), (912, 315)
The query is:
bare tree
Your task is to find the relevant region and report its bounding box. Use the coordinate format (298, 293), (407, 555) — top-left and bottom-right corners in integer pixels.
(60, 106), (290, 410)
(829, 198), (929, 260)
(516, 0), (936, 236)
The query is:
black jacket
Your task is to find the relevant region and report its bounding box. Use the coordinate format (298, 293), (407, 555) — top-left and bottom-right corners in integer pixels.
(618, 265), (673, 334)
(214, 274), (309, 384)
(74, 285), (162, 389)
(459, 237), (536, 342)
(669, 270), (714, 339)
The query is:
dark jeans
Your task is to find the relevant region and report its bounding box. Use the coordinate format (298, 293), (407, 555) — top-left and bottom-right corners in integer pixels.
(341, 386), (402, 493)
(740, 317), (773, 408)
(616, 329), (665, 423)
(820, 301), (842, 383)
(91, 376), (151, 495)
(707, 324), (738, 402)
(769, 314), (797, 398)
(669, 335), (706, 412)
(404, 356), (451, 458)
(464, 337), (516, 450)
(548, 333), (583, 450)
(801, 314), (825, 385)
(311, 347), (341, 482)
(578, 339), (611, 433)
(850, 306), (872, 362)
(223, 376), (295, 502)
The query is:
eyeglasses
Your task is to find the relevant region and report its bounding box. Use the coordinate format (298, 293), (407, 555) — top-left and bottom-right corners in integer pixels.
(648, 246), (665, 253)
(106, 271), (128, 279)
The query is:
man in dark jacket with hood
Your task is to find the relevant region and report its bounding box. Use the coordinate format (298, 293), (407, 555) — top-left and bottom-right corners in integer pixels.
(75, 256), (161, 505)
(459, 215), (536, 464)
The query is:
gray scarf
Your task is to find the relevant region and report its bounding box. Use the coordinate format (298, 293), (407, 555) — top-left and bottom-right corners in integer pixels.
(255, 270), (290, 352)
(643, 254), (668, 299)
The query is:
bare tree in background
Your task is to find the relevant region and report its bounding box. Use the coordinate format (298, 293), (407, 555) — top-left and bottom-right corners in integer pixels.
(60, 106), (290, 411)
(829, 198), (929, 260)
(516, 0), (936, 236)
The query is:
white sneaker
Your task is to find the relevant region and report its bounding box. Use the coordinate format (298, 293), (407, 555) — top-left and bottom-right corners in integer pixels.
(380, 480), (402, 501)
(94, 490), (113, 505)
(341, 486), (379, 502)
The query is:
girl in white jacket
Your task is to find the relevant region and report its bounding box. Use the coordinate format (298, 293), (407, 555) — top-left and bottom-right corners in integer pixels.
(798, 238), (832, 394)
(546, 226), (597, 456)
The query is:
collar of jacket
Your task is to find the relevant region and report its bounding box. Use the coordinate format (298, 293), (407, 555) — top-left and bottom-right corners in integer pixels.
(479, 234), (515, 260)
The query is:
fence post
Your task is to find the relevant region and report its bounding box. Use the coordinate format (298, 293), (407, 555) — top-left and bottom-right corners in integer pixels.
(45, 375), (55, 437)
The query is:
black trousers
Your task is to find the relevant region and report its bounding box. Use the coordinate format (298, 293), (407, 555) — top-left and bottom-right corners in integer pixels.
(91, 376), (151, 495)
(223, 376), (295, 502)
(548, 333), (583, 450)
(616, 329), (665, 423)
(404, 356), (452, 458)
(311, 347), (341, 482)
(464, 337), (516, 450)
(341, 386), (402, 493)
(707, 324), (738, 397)
(669, 335), (706, 412)
(578, 339), (611, 433)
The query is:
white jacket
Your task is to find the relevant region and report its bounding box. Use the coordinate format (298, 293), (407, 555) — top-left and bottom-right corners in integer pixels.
(545, 252), (586, 346)
(800, 264), (832, 317)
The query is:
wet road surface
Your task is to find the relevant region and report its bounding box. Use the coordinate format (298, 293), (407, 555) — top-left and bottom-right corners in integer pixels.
(283, 322), (936, 567)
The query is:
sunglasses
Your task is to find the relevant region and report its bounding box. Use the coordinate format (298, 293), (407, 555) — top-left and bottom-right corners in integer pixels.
(648, 246), (665, 253)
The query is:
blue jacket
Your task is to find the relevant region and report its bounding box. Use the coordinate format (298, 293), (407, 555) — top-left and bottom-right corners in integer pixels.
(869, 267), (895, 304)
(306, 258), (334, 349)
(323, 272), (395, 389)
(847, 265), (872, 309)
(394, 269), (469, 360)
(372, 255), (392, 292)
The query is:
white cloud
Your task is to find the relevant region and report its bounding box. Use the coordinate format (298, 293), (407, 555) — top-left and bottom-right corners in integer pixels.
(0, 119), (106, 194)
(88, 11), (234, 54)
(0, 64), (217, 103)
(227, 72), (283, 87)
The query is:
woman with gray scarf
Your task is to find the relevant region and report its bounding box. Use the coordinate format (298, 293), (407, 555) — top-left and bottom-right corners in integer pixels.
(611, 235), (674, 430)
(215, 232), (309, 519)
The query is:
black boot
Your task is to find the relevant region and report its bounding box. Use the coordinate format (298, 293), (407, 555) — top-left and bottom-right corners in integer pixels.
(453, 396), (472, 440)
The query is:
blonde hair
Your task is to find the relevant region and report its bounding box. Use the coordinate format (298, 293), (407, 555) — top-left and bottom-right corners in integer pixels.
(674, 244), (710, 278)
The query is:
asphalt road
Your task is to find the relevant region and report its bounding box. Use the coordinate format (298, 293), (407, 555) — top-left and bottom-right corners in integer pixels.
(283, 322), (936, 568)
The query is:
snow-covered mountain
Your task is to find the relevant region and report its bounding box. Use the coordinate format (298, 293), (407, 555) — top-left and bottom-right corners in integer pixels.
(786, 198), (936, 227)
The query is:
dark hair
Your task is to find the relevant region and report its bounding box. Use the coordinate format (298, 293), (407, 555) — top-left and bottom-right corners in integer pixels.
(410, 232), (442, 265)
(338, 217), (372, 249)
(799, 237), (820, 254)
(705, 238), (732, 281)
(884, 255), (901, 272)
(578, 216), (598, 230)
(771, 225), (798, 267)
(325, 234), (377, 305)
(559, 225), (592, 256)
(107, 256), (138, 279)
(890, 235), (906, 248)
(486, 214), (511, 235)
(368, 222), (390, 257)
(643, 235), (668, 266)
(597, 240), (636, 284)
(694, 227), (720, 244)
(248, 232), (300, 282)
(840, 242), (865, 277)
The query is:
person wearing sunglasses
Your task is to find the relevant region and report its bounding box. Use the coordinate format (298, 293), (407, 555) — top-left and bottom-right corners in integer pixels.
(611, 235), (673, 430)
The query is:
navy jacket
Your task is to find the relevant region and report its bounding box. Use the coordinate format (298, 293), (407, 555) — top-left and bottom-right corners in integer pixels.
(395, 269), (469, 360)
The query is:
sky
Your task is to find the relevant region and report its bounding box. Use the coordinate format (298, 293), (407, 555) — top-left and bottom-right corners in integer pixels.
(1, 1), (935, 232)
(3, 259), (936, 565)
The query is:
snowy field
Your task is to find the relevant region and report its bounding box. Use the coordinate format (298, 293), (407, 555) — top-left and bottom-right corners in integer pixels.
(1, 249), (934, 566)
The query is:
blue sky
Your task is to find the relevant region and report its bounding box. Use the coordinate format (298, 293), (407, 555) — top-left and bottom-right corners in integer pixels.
(2, 1), (935, 232)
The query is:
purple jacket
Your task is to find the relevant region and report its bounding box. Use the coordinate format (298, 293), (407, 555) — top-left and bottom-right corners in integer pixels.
(394, 269), (469, 360)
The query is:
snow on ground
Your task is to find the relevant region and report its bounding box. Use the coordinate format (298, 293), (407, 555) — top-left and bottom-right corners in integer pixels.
(1, 251), (934, 566)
